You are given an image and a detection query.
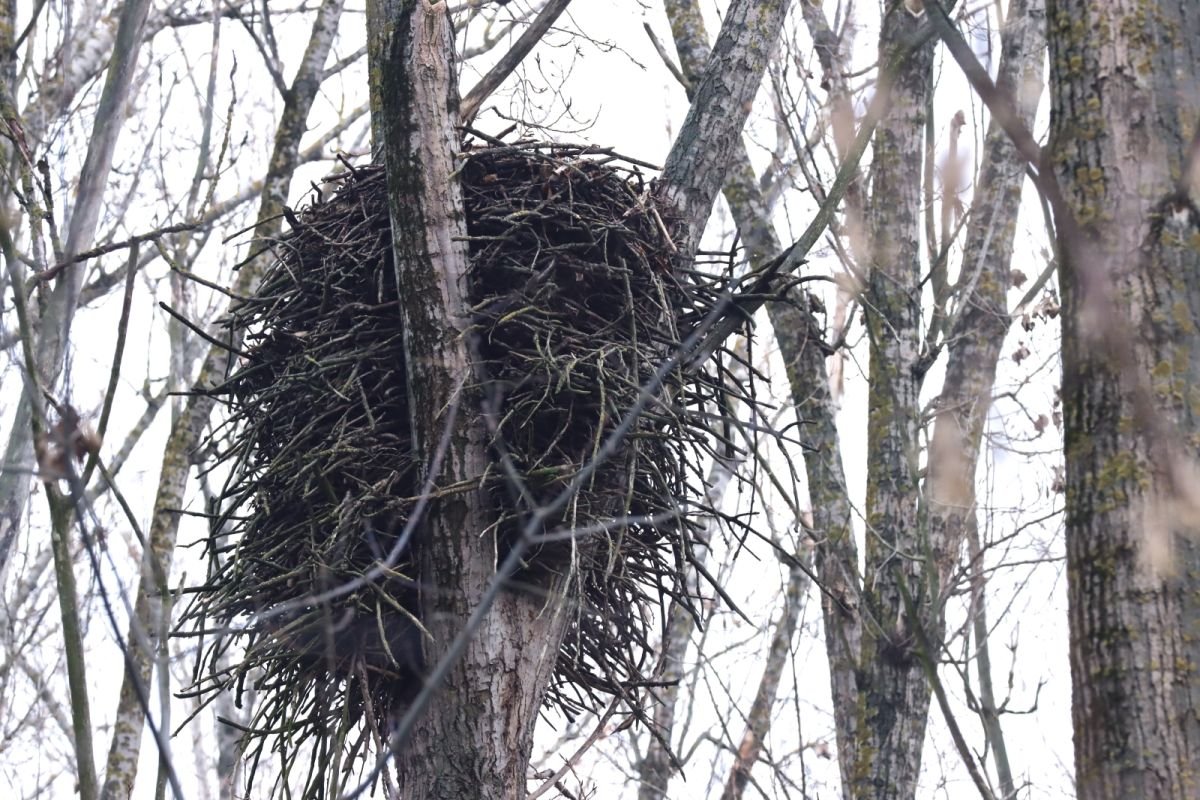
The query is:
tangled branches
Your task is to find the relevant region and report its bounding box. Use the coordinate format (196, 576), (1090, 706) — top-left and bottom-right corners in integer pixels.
(178, 141), (747, 797)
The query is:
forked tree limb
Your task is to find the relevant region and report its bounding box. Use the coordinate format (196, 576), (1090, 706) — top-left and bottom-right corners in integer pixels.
(367, 1), (575, 797)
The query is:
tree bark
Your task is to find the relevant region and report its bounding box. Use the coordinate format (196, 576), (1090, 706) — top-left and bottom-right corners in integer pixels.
(921, 6), (1044, 797)
(926, 0), (1045, 603)
(853, 7), (937, 797)
(367, 3), (573, 797)
(362, 0), (789, 794)
(1050, 1), (1200, 797)
(657, 0), (789, 261)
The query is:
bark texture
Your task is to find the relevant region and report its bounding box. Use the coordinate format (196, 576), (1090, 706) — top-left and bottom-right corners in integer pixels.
(854, 8), (937, 797)
(665, 2), (1046, 796)
(1050, 1), (1200, 797)
(0, 0), (152, 585)
(923, 5), (1045, 794)
(368, 3), (571, 797)
(926, 0), (1045, 599)
(657, 0), (788, 259)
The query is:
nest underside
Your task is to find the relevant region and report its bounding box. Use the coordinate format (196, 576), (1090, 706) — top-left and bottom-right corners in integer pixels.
(178, 142), (740, 796)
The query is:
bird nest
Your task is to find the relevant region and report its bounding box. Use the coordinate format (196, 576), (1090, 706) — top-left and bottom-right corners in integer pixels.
(178, 141), (743, 796)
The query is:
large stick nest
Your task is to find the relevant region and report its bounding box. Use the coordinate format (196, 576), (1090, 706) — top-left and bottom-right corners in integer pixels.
(179, 141), (743, 795)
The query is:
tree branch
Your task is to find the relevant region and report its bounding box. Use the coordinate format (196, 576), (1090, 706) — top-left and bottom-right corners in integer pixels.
(458, 0), (573, 124)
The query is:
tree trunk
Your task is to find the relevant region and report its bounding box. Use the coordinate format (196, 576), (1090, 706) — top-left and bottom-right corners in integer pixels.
(656, 0), (789, 261)
(926, 0), (1045, 607)
(367, 3), (571, 797)
(0, 0), (152, 586)
(854, 7), (936, 797)
(1050, 1), (1200, 797)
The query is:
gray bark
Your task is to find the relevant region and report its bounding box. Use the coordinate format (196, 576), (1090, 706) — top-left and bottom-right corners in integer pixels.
(853, 7), (937, 797)
(923, 4), (1045, 796)
(926, 0), (1045, 574)
(663, 2), (1046, 797)
(1050, 0), (1200, 797)
(657, 0), (789, 261)
(362, 0), (788, 794)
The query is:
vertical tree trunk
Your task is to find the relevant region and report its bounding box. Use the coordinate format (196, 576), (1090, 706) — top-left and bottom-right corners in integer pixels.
(854, 7), (936, 797)
(656, 0), (789, 260)
(1050, 1), (1200, 797)
(926, 0), (1045, 607)
(0, 0), (153, 586)
(367, 3), (572, 797)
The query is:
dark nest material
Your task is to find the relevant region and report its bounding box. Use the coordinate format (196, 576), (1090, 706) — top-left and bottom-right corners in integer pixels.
(178, 141), (746, 796)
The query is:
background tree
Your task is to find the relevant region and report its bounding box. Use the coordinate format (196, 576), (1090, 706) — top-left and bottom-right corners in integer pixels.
(635, 2), (1050, 797)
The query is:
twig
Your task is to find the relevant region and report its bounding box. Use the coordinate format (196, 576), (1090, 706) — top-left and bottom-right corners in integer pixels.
(33, 222), (204, 282)
(459, 0), (574, 124)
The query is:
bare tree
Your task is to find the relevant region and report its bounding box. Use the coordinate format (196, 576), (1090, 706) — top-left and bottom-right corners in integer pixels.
(634, 1), (1047, 797)
(11, 2), (1178, 799)
(0, 1), (371, 796)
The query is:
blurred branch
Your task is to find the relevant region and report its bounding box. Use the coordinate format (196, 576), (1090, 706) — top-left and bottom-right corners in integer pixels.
(0, 0), (155, 584)
(720, 557), (810, 800)
(966, 518), (1017, 798)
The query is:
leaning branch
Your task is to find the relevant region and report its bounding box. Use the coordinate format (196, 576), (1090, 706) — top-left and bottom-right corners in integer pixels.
(458, 0), (573, 123)
(656, 0), (789, 259)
